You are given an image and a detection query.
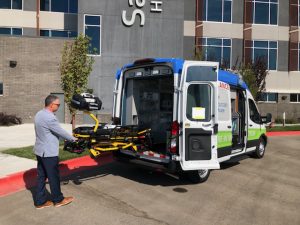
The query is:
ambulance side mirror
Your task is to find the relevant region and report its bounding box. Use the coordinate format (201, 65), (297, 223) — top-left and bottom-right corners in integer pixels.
(261, 113), (272, 124)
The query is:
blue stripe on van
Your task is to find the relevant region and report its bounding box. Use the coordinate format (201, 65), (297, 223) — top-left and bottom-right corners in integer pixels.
(115, 58), (249, 90)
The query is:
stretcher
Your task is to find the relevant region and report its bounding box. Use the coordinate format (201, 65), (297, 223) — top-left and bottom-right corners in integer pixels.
(63, 93), (152, 158)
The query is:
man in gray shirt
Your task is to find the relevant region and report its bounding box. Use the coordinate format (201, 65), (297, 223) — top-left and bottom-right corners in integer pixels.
(34, 94), (76, 209)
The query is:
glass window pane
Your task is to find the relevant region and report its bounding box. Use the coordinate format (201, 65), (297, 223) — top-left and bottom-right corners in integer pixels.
(268, 93), (277, 102)
(253, 48), (268, 62)
(85, 16), (101, 25)
(207, 38), (222, 46)
(187, 66), (218, 82)
(223, 1), (232, 22)
(269, 41), (277, 48)
(69, 31), (77, 38)
(257, 93), (267, 101)
(0, 0), (11, 9)
(207, 46), (222, 63)
(51, 30), (68, 37)
(202, 0), (207, 20)
(207, 0), (222, 22)
(255, 2), (269, 24)
(223, 47), (231, 67)
(52, 0), (68, 12)
(69, 0), (78, 13)
(223, 39), (231, 47)
(186, 84), (211, 121)
(269, 49), (277, 70)
(0, 83), (3, 95)
(40, 0), (50, 11)
(270, 4), (277, 25)
(254, 41), (268, 48)
(290, 94), (298, 102)
(85, 26), (100, 54)
(249, 100), (260, 123)
(0, 28), (11, 35)
(40, 30), (50, 36)
(12, 28), (22, 35)
(12, 0), (22, 9)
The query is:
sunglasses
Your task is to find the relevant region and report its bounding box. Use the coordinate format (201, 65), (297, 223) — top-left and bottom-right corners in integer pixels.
(52, 103), (60, 107)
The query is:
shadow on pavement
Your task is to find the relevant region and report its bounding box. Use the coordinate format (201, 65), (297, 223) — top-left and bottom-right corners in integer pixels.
(23, 153), (248, 204)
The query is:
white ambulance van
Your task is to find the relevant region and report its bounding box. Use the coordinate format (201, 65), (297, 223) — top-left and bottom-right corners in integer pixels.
(112, 58), (272, 183)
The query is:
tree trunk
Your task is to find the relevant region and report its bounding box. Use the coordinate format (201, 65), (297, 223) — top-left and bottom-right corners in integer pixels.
(71, 113), (76, 130)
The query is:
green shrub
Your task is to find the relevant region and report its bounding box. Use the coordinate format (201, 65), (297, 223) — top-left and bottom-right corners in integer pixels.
(0, 112), (22, 126)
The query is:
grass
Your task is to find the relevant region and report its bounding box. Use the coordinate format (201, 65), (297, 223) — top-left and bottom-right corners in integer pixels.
(266, 125), (300, 132)
(2, 145), (90, 161)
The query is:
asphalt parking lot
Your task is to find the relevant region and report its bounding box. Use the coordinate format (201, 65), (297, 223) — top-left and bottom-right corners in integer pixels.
(1, 136), (300, 225)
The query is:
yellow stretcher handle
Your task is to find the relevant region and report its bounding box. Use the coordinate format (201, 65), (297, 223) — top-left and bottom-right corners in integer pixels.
(84, 111), (99, 133)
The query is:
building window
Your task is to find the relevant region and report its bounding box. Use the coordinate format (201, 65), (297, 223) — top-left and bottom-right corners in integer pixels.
(0, 27), (22, 36)
(258, 92), (278, 102)
(40, 29), (77, 38)
(40, 0), (78, 13)
(253, 0), (278, 25)
(0, 0), (22, 9)
(0, 83), (3, 95)
(298, 43), (300, 71)
(197, 37), (231, 68)
(252, 40), (277, 70)
(290, 94), (300, 103)
(201, 0), (232, 22)
(84, 15), (101, 55)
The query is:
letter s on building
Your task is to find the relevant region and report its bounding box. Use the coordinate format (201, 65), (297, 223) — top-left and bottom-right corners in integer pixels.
(122, 9), (145, 26)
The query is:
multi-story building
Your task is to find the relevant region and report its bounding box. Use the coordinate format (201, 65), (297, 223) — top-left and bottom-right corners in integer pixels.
(184, 0), (300, 122)
(0, 0), (299, 123)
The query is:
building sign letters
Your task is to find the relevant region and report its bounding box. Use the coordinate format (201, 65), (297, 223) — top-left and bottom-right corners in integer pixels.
(122, 0), (163, 27)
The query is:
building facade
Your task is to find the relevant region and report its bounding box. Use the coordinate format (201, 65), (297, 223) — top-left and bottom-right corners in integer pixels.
(0, 0), (300, 123)
(183, 0), (300, 122)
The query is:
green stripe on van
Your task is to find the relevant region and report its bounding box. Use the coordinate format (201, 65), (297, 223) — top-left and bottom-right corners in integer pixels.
(217, 131), (232, 148)
(247, 128), (266, 141)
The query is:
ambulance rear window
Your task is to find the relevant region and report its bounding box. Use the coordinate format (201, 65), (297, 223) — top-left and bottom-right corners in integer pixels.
(186, 66), (217, 82)
(186, 84), (211, 122)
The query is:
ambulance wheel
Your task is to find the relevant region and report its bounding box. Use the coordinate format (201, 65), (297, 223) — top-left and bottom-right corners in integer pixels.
(252, 137), (266, 159)
(187, 169), (210, 183)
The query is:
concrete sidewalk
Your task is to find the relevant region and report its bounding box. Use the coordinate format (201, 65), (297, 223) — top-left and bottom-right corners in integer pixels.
(0, 123), (73, 178)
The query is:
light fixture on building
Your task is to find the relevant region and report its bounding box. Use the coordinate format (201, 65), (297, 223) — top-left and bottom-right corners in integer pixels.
(281, 96), (287, 100)
(9, 60), (17, 68)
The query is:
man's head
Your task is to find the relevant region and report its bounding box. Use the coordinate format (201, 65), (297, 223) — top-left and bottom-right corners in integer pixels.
(45, 95), (60, 112)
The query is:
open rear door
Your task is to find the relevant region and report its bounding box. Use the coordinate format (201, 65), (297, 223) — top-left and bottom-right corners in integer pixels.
(179, 61), (220, 170)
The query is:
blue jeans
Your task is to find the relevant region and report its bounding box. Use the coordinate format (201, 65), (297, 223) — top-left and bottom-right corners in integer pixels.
(35, 155), (64, 205)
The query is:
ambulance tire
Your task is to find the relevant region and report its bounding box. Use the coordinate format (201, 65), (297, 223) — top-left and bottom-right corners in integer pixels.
(187, 169), (210, 184)
(252, 137), (266, 159)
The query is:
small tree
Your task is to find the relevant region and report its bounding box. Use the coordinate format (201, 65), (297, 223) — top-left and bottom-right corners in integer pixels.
(60, 34), (95, 129)
(239, 57), (268, 101)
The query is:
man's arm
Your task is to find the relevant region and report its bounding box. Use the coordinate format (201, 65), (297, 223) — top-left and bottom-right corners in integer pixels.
(48, 117), (76, 142)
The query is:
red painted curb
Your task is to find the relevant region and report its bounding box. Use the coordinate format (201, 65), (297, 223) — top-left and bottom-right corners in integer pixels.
(0, 153), (113, 197)
(267, 131), (300, 136)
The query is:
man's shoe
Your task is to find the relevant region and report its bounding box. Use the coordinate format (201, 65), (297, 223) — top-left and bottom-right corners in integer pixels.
(35, 201), (53, 209)
(54, 196), (74, 207)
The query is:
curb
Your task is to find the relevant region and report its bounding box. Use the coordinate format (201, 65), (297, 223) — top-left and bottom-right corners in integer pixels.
(0, 153), (113, 197)
(267, 131), (300, 136)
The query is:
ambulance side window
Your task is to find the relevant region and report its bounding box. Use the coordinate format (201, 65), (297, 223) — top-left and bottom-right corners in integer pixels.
(249, 99), (260, 123)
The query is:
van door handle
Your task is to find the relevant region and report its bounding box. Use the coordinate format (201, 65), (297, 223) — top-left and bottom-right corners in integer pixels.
(203, 124), (211, 127)
(249, 124), (253, 127)
(227, 126), (232, 129)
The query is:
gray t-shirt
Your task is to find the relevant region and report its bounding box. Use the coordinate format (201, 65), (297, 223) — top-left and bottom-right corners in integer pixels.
(34, 109), (75, 157)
